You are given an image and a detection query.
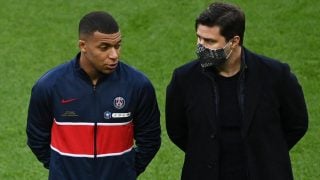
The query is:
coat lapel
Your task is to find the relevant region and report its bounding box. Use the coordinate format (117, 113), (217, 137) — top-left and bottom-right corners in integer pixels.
(200, 67), (219, 133)
(241, 49), (263, 137)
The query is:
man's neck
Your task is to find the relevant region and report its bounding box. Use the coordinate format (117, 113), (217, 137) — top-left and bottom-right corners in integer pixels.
(216, 46), (242, 77)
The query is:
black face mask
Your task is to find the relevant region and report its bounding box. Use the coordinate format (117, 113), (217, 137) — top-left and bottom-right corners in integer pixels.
(196, 42), (232, 68)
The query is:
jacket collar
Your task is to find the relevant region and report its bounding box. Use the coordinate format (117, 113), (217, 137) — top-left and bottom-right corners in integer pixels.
(72, 53), (120, 85)
(72, 53), (93, 84)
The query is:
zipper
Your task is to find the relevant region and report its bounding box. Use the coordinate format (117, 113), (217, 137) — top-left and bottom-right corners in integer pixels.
(94, 122), (97, 159)
(93, 84), (97, 159)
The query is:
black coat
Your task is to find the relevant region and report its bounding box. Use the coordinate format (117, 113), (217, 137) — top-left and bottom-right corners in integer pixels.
(166, 48), (308, 180)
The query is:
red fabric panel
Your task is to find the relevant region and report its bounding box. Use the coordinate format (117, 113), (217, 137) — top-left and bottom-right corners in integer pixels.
(51, 120), (134, 157)
(51, 120), (94, 155)
(97, 122), (134, 155)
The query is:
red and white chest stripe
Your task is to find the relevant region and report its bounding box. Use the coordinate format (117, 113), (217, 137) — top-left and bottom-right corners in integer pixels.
(50, 119), (134, 158)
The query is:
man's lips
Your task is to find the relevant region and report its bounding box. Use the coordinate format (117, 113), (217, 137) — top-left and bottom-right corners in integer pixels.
(105, 63), (118, 70)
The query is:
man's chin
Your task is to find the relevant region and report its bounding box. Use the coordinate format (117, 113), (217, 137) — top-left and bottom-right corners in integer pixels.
(101, 68), (116, 75)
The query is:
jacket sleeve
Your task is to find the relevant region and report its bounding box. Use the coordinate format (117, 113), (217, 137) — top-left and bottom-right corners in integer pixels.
(26, 82), (53, 169)
(279, 64), (308, 150)
(133, 79), (161, 176)
(165, 69), (188, 152)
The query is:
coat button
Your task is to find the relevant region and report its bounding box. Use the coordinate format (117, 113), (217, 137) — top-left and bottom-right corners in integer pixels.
(207, 161), (217, 168)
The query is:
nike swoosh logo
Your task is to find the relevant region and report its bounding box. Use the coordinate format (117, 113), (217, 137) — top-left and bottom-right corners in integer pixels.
(61, 98), (78, 104)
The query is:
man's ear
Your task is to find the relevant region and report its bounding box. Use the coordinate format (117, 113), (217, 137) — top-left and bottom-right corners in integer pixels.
(79, 40), (87, 53)
(231, 36), (240, 48)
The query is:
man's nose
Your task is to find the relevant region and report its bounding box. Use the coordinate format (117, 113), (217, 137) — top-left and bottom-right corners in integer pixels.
(197, 37), (204, 45)
(108, 47), (119, 59)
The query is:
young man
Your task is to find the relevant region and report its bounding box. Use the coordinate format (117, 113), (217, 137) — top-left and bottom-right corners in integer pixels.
(166, 2), (308, 180)
(27, 11), (161, 180)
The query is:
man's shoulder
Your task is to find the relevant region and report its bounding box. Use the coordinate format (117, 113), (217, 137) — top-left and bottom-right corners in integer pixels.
(173, 60), (200, 76)
(36, 60), (73, 88)
(244, 48), (288, 72)
(118, 61), (153, 86)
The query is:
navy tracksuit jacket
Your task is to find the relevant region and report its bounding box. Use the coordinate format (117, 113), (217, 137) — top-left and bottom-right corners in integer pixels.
(27, 54), (161, 180)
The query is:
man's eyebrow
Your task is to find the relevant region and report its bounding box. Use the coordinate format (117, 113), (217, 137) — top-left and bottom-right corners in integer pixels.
(99, 40), (122, 46)
(99, 42), (112, 46)
(196, 34), (216, 42)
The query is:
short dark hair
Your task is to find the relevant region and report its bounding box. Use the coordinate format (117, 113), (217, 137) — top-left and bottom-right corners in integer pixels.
(79, 11), (119, 38)
(195, 2), (245, 45)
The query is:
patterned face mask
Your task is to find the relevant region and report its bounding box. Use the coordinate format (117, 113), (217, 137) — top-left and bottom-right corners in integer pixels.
(196, 41), (232, 68)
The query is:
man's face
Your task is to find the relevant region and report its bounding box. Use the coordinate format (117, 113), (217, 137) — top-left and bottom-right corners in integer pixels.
(196, 24), (227, 50)
(79, 31), (121, 75)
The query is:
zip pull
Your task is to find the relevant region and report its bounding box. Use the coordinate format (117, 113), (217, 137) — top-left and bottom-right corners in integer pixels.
(92, 78), (98, 91)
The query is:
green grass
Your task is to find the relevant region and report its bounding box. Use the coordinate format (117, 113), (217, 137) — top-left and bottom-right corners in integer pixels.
(0, 0), (319, 179)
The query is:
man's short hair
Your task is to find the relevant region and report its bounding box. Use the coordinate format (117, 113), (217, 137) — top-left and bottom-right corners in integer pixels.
(195, 2), (245, 45)
(79, 11), (119, 38)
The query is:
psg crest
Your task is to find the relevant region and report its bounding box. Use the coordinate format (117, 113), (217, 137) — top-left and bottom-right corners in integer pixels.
(113, 97), (125, 109)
